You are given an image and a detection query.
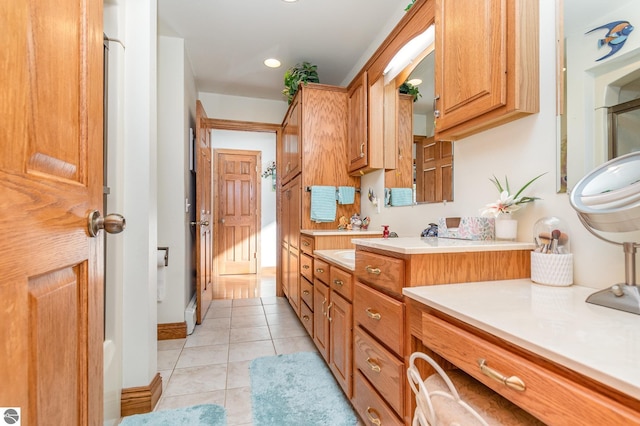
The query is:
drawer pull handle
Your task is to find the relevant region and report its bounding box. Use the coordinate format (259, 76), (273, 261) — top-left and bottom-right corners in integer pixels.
(333, 279), (344, 287)
(322, 299), (327, 316)
(365, 407), (382, 425)
(302, 265), (310, 269)
(303, 241), (310, 246)
(366, 357), (381, 373)
(316, 268), (325, 274)
(478, 359), (526, 392)
(303, 290), (310, 295)
(327, 302), (333, 322)
(302, 315), (310, 322)
(365, 308), (381, 320)
(365, 265), (381, 275)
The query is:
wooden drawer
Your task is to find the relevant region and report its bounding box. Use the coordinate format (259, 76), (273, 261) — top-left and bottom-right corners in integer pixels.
(354, 282), (404, 356)
(299, 301), (313, 337)
(300, 235), (314, 255)
(355, 250), (405, 294)
(330, 265), (353, 302)
(300, 253), (313, 282)
(354, 327), (404, 417)
(422, 312), (640, 426)
(300, 276), (313, 310)
(314, 258), (330, 284)
(353, 371), (403, 426)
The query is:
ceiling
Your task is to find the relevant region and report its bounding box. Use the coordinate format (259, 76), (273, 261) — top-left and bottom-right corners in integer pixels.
(158, 0), (411, 102)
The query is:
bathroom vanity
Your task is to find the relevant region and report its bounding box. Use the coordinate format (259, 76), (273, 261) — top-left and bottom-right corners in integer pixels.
(404, 280), (640, 425)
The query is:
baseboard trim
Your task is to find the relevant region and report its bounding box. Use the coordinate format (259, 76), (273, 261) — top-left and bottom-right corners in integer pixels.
(120, 373), (162, 417)
(157, 321), (187, 340)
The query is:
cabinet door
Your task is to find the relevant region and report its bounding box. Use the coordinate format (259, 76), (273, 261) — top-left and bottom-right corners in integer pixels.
(287, 176), (301, 251)
(282, 96), (301, 183)
(287, 247), (300, 316)
(313, 279), (330, 362)
(329, 292), (353, 398)
(281, 244), (289, 297)
(347, 71), (368, 172)
(435, 0), (506, 131)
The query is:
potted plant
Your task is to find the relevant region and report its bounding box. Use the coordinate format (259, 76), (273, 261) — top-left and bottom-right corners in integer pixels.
(282, 61), (320, 104)
(399, 81), (421, 102)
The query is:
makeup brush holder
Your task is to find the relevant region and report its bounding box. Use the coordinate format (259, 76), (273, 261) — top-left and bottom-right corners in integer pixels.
(530, 252), (573, 286)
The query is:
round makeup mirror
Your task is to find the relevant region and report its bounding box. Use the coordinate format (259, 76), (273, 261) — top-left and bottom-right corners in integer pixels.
(569, 151), (640, 314)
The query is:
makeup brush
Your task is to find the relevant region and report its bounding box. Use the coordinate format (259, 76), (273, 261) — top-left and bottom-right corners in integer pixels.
(549, 229), (561, 254)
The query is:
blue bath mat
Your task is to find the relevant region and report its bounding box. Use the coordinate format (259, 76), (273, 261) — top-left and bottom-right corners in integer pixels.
(119, 403), (226, 426)
(250, 351), (358, 426)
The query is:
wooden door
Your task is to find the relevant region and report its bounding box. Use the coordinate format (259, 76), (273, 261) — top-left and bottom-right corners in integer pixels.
(0, 0), (104, 424)
(329, 292), (353, 398)
(281, 96), (300, 184)
(215, 149), (260, 275)
(435, 0), (507, 132)
(195, 101), (213, 323)
(313, 280), (330, 362)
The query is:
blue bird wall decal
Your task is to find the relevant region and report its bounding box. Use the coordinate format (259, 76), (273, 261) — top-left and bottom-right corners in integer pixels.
(586, 20), (634, 61)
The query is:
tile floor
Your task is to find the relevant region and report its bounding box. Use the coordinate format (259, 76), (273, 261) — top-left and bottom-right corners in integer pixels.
(156, 295), (318, 425)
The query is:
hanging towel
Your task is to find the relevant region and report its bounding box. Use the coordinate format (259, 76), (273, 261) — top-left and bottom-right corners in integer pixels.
(390, 187), (414, 206)
(310, 185), (337, 222)
(337, 186), (356, 205)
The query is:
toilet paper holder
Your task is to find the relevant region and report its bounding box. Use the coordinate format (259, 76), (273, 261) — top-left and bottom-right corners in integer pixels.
(158, 247), (169, 267)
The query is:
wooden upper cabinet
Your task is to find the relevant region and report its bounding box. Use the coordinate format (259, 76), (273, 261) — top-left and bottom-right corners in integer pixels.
(434, 0), (539, 140)
(384, 93), (414, 188)
(347, 72), (369, 173)
(281, 95), (301, 184)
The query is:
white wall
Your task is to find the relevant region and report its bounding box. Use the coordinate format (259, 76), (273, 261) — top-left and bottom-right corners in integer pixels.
(198, 92), (288, 124)
(157, 35), (197, 324)
(361, 0), (639, 289)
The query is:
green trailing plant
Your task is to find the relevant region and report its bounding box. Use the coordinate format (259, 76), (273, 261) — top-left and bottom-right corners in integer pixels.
(405, 0), (416, 12)
(282, 62), (320, 104)
(399, 81), (421, 102)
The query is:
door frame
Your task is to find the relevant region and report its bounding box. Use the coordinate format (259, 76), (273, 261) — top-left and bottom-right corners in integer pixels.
(201, 119), (282, 294)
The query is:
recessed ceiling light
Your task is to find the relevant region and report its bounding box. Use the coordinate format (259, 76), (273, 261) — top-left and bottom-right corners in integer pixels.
(264, 58), (281, 68)
(282, 0), (298, 2)
(407, 78), (422, 86)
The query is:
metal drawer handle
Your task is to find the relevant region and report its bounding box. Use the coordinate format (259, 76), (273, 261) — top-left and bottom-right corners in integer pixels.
(365, 308), (381, 321)
(327, 302), (333, 322)
(302, 290), (310, 296)
(322, 299), (326, 316)
(365, 265), (381, 275)
(366, 357), (381, 373)
(478, 359), (526, 392)
(302, 315), (310, 322)
(302, 264), (310, 269)
(365, 407), (382, 425)
(302, 241), (310, 246)
(316, 268), (325, 274)
(360, 143), (365, 158)
(333, 279), (344, 287)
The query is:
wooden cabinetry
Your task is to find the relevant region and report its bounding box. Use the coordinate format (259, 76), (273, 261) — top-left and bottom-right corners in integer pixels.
(414, 136), (452, 203)
(384, 93), (414, 188)
(312, 258), (354, 398)
(353, 243), (532, 425)
(278, 83), (361, 319)
(434, 0), (539, 140)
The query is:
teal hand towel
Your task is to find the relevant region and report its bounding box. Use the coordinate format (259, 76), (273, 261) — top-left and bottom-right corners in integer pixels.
(310, 185), (337, 222)
(337, 186), (356, 205)
(390, 187), (413, 206)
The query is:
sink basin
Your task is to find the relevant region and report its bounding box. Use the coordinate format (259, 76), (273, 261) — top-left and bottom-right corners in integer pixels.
(333, 250), (355, 261)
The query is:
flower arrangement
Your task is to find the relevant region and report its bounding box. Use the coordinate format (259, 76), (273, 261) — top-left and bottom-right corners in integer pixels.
(261, 161), (276, 178)
(480, 173), (546, 217)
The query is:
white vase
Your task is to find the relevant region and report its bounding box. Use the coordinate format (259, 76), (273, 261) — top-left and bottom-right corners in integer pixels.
(495, 216), (518, 241)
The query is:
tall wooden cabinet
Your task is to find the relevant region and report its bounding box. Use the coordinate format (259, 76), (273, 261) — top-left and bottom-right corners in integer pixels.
(434, 0), (539, 140)
(278, 83), (361, 319)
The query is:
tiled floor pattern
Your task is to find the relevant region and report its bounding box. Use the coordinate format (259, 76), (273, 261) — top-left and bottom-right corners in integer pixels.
(156, 296), (318, 425)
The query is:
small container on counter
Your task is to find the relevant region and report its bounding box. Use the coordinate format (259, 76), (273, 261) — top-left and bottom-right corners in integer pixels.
(531, 216), (573, 286)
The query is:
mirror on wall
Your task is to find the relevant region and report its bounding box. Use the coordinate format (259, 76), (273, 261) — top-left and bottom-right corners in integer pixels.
(382, 41), (454, 206)
(560, 0), (640, 192)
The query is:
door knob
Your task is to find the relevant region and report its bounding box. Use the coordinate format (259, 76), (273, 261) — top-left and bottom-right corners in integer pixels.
(190, 220), (210, 227)
(87, 210), (126, 237)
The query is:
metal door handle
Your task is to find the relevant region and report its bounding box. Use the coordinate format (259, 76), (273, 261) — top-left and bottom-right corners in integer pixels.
(190, 220), (210, 227)
(87, 210), (126, 237)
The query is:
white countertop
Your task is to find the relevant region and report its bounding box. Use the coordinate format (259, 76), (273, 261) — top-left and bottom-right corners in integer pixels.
(403, 280), (640, 400)
(314, 249), (355, 271)
(352, 237), (535, 254)
(301, 229), (382, 236)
